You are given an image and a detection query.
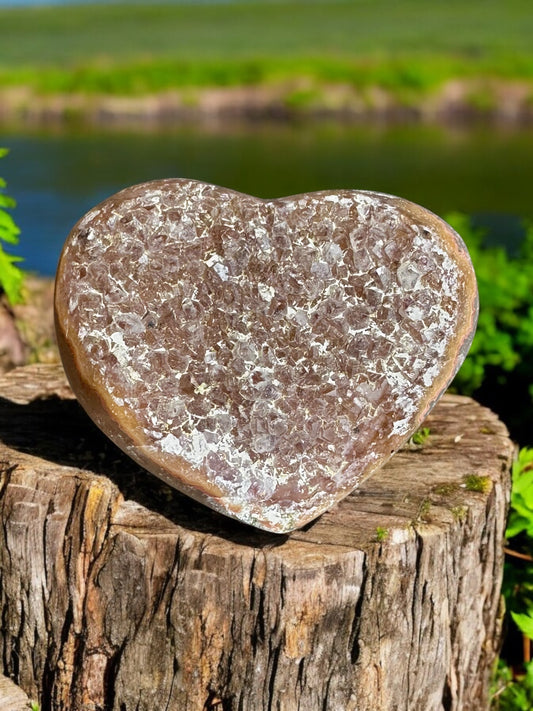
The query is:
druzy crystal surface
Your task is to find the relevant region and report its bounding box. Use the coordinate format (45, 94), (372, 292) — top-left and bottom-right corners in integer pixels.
(55, 179), (478, 533)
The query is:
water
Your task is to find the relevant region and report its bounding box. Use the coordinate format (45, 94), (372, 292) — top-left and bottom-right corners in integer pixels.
(1, 121), (533, 276)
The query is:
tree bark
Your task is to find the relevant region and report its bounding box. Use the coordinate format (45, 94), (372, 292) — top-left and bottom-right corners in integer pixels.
(0, 364), (514, 711)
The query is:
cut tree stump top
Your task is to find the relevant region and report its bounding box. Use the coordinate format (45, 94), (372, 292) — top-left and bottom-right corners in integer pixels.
(0, 364), (515, 711)
(0, 363), (512, 548)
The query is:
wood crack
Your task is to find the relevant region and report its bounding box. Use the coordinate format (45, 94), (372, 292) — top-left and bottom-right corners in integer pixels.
(349, 553), (368, 666)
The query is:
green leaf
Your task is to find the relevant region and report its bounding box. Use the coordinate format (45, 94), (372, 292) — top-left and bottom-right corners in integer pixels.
(0, 194), (16, 209)
(0, 247), (24, 305)
(512, 471), (533, 503)
(511, 611), (533, 639)
(506, 511), (533, 539)
(491, 658), (533, 709)
(0, 210), (21, 244)
(0, 147), (25, 305)
(513, 448), (533, 477)
(507, 449), (533, 540)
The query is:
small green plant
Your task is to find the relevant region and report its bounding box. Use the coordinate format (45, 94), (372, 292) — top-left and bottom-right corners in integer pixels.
(30, 702), (40, 711)
(506, 448), (533, 540)
(375, 526), (388, 543)
(493, 448), (533, 709)
(503, 449), (533, 639)
(408, 426), (431, 447)
(449, 212), (527, 394)
(492, 660), (533, 710)
(0, 147), (24, 304)
(449, 214), (533, 444)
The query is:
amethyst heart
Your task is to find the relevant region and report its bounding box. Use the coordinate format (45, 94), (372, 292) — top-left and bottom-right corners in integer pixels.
(55, 179), (477, 532)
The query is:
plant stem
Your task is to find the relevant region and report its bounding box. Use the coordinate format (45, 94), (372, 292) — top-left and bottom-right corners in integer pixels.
(504, 547), (533, 562)
(524, 634), (531, 664)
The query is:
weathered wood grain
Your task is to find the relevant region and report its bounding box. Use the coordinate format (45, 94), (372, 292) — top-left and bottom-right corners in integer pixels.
(0, 364), (513, 711)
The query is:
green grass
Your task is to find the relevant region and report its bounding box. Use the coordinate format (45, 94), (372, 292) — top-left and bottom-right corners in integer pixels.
(0, 0), (532, 95)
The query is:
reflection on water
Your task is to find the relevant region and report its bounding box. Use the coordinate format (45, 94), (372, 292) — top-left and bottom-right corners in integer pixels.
(1, 121), (533, 275)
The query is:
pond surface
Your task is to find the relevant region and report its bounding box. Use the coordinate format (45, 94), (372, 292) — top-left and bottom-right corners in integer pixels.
(1, 120), (533, 275)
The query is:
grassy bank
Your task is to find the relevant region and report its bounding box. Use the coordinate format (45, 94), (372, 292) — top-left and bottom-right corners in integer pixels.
(0, 0), (532, 100)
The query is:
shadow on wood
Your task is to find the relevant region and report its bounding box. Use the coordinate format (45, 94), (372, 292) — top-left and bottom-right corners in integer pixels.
(0, 364), (514, 711)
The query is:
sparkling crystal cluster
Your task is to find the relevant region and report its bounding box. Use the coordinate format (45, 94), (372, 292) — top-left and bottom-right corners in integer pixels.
(55, 179), (478, 532)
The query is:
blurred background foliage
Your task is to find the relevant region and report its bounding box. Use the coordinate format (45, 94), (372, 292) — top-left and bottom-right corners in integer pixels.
(0, 0), (532, 97)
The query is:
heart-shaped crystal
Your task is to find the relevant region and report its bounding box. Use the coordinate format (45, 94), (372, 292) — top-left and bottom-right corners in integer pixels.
(55, 179), (477, 533)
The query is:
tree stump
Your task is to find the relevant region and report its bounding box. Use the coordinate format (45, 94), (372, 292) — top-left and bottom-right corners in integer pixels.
(0, 674), (32, 711)
(0, 364), (514, 711)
